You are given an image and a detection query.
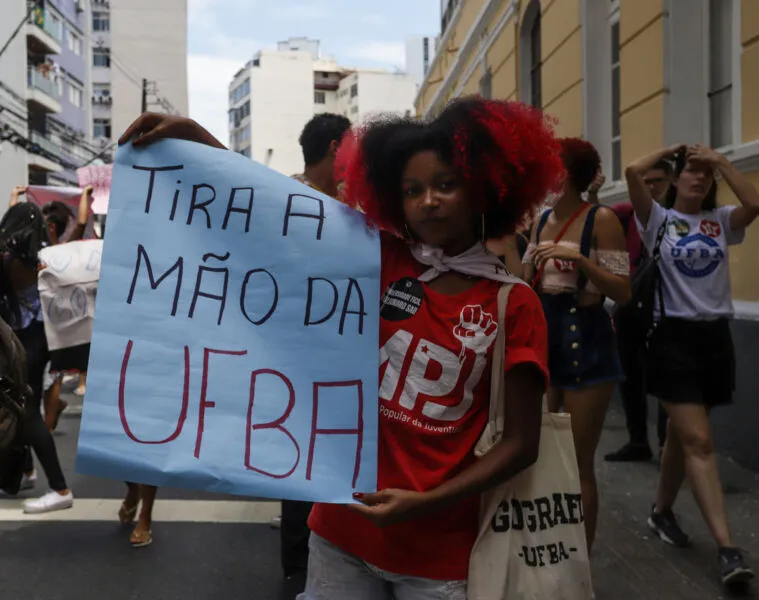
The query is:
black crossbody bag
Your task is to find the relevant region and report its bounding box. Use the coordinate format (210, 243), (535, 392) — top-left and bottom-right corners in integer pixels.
(623, 218), (667, 339)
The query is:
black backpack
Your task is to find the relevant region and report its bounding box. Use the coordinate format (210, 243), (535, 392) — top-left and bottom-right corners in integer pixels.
(0, 317), (31, 495)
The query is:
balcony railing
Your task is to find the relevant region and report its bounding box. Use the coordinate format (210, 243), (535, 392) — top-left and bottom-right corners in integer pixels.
(28, 69), (62, 100)
(92, 95), (113, 106)
(29, 131), (63, 160)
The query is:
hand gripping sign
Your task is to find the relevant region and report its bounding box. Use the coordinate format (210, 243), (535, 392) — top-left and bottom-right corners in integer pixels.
(76, 140), (381, 503)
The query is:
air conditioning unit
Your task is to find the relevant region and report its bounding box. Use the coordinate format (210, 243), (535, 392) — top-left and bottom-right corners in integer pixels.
(75, 0), (84, 14)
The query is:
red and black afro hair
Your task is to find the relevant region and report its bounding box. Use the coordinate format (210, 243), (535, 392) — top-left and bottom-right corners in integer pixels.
(335, 96), (564, 239)
(559, 137), (601, 193)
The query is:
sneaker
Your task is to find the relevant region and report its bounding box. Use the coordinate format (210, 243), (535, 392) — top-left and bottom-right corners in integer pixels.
(604, 443), (653, 462)
(719, 547), (754, 585)
(648, 505), (690, 547)
(270, 515), (282, 529)
(20, 470), (37, 491)
(22, 490), (74, 514)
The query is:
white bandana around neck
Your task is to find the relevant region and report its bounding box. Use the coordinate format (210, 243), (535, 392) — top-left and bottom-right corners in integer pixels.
(410, 243), (521, 284)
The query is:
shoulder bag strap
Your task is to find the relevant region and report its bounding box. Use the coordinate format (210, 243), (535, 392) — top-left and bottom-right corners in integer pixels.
(653, 218), (667, 320)
(475, 283), (515, 457)
(652, 218), (667, 261)
(534, 209), (552, 244)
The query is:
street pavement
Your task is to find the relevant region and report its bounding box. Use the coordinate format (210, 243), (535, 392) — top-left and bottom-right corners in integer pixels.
(1, 384), (758, 600)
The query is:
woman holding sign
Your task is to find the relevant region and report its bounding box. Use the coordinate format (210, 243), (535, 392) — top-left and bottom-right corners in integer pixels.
(120, 98), (561, 598)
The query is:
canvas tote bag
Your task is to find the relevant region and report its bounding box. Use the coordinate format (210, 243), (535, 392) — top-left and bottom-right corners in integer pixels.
(467, 284), (593, 600)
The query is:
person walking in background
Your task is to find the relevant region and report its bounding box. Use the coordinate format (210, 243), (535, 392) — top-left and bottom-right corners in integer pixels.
(280, 112), (352, 588)
(0, 203), (73, 513)
(626, 143), (759, 585)
(522, 138), (631, 551)
(604, 161), (673, 462)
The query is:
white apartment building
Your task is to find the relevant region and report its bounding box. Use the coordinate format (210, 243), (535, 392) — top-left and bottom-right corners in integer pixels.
(228, 38), (416, 177)
(92, 0), (188, 148)
(405, 36), (438, 91)
(336, 70), (416, 123)
(0, 0), (31, 203)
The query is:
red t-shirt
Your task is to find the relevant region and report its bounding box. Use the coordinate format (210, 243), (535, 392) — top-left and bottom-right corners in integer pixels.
(309, 235), (549, 580)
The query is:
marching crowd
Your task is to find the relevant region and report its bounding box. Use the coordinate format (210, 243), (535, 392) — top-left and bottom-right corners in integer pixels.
(1, 94), (758, 599)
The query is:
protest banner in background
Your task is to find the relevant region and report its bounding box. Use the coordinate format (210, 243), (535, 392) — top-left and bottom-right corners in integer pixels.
(26, 185), (96, 240)
(76, 140), (381, 503)
(77, 164), (112, 215)
(39, 240), (103, 352)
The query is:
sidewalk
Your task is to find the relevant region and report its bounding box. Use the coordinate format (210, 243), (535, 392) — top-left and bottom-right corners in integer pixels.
(593, 404), (759, 599)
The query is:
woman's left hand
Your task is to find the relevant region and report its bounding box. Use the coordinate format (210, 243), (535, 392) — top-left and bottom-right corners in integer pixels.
(532, 242), (585, 267)
(348, 489), (431, 527)
(687, 144), (723, 168)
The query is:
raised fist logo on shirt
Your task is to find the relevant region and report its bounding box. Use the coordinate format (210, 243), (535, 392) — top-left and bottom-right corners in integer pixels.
(453, 305), (498, 360)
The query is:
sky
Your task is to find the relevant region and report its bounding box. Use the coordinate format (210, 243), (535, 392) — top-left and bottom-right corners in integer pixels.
(187, 0), (440, 144)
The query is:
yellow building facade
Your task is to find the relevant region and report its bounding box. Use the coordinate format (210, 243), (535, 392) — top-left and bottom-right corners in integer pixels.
(418, 0), (759, 313)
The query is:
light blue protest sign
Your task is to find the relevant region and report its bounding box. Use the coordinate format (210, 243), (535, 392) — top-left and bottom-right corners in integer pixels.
(76, 140), (381, 503)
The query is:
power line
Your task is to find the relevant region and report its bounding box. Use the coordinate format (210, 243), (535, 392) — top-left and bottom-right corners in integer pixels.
(0, 2), (37, 61)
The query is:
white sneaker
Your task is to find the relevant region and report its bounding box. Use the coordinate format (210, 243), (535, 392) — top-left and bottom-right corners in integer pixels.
(23, 490), (74, 514)
(20, 470), (37, 491)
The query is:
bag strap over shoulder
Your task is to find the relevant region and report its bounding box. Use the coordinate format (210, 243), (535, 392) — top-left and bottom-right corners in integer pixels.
(475, 283), (515, 457)
(652, 218), (667, 261)
(534, 209), (551, 244)
(653, 217), (668, 320)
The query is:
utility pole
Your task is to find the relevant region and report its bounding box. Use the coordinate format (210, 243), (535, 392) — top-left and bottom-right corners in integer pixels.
(141, 78), (148, 113)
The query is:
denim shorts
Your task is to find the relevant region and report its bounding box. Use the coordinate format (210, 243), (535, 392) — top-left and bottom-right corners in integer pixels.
(297, 534), (466, 600)
(540, 293), (624, 390)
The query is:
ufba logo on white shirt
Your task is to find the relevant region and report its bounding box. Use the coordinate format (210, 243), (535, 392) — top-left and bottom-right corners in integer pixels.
(671, 231), (725, 278)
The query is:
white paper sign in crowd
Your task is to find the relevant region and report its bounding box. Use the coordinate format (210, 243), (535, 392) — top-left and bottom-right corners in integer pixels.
(38, 240), (103, 351)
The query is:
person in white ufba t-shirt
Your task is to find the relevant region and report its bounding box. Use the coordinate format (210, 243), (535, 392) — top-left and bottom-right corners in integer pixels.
(626, 144), (759, 586)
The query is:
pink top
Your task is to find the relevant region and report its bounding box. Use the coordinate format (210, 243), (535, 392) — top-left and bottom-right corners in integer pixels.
(523, 242), (630, 295)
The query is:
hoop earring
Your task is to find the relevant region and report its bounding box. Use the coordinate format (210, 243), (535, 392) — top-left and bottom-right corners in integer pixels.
(404, 224), (413, 240)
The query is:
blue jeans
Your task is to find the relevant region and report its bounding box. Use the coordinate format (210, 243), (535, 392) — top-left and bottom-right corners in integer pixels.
(297, 534), (467, 600)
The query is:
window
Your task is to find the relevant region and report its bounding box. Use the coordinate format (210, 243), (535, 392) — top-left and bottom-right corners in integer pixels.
(708, 0), (734, 148)
(68, 30), (82, 56)
(93, 12), (110, 32)
(350, 83), (358, 98)
(230, 78), (250, 104)
(610, 17), (621, 180)
(68, 78), (83, 107)
(530, 11), (542, 108)
(48, 12), (63, 40)
(94, 118), (112, 139)
(519, 0), (541, 108)
(93, 83), (111, 98)
(314, 91), (326, 104)
(93, 47), (110, 67)
(423, 37), (430, 74)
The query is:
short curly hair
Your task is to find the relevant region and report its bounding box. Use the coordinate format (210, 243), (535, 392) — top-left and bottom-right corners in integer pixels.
(335, 97), (564, 239)
(559, 137), (601, 193)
